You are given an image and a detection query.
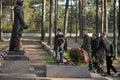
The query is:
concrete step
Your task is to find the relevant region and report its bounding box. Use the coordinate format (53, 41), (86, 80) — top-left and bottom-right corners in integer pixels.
(0, 73), (107, 80)
(0, 73), (37, 80)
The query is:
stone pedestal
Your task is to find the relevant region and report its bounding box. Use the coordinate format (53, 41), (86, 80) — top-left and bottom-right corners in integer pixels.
(1, 54), (29, 73)
(46, 64), (91, 78)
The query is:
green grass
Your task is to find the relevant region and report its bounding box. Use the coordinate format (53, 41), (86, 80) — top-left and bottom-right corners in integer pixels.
(63, 50), (71, 62)
(21, 37), (55, 64)
(44, 51), (55, 64)
(116, 55), (120, 62)
(0, 46), (8, 52)
(78, 38), (83, 45)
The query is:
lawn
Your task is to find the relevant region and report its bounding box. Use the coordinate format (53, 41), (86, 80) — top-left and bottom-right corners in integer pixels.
(116, 55), (120, 62)
(45, 51), (55, 64)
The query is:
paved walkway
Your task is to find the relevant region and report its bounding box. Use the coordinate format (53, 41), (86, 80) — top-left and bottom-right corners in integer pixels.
(22, 37), (46, 77)
(0, 37), (120, 80)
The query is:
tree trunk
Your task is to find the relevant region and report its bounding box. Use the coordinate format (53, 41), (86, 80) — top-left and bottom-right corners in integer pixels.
(11, 5), (14, 24)
(64, 0), (69, 36)
(49, 0), (53, 46)
(82, 0), (86, 30)
(96, 0), (99, 35)
(79, 0), (85, 37)
(75, 0), (78, 42)
(41, 0), (46, 41)
(113, 0), (118, 58)
(14, 0), (16, 6)
(0, 0), (3, 41)
(70, 2), (73, 37)
(79, 0), (86, 38)
(104, 0), (108, 33)
(11, 0), (16, 23)
(79, 0), (82, 37)
(119, 0), (120, 37)
(101, 0), (104, 34)
(54, 0), (58, 37)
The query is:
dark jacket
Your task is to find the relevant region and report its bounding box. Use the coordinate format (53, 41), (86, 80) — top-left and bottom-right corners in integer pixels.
(54, 34), (67, 52)
(106, 42), (114, 58)
(91, 37), (99, 53)
(97, 37), (107, 51)
(82, 34), (91, 52)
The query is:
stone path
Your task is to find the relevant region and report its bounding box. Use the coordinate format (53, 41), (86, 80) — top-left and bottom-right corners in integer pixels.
(0, 37), (120, 80)
(67, 37), (81, 48)
(0, 37), (47, 80)
(22, 37), (46, 77)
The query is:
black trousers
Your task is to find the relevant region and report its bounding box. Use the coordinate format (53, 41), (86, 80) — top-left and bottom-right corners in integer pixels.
(106, 56), (117, 75)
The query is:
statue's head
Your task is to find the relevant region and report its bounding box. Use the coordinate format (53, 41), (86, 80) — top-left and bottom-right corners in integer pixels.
(16, 0), (24, 6)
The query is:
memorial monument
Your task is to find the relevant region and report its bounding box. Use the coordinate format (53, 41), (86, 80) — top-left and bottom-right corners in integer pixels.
(9, 0), (29, 55)
(1, 0), (29, 73)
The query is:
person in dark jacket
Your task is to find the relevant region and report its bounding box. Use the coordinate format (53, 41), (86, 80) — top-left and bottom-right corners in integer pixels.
(54, 28), (67, 63)
(9, 0), (29, 53)
(95, 33), (107, 73)
(81, 29), (92, 70)
(91, 33), (99, 70)
(105, 37), (118, 76)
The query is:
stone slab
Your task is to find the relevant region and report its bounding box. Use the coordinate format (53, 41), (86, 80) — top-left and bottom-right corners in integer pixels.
(2, 50), (25, 55)
(46, 64), (91, 78)
(0, 73), (37, 80)
(2, 55), (29, 60)
(1, 55), (29, 73)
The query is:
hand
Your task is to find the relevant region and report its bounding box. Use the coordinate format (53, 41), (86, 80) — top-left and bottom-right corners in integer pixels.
(22, 24), (29, 29)
(111, 57), (114, 60)
(108, 54), (111, 56)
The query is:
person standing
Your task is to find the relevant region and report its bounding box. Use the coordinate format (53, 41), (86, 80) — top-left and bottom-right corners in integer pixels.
(91, 33), (99, 71)
(54, 28), (67, 64)
(81, 29), (92, 70)
(95, 33), (107, 73)
(105, 37), (118, 77)
(9, 0), (29, 53)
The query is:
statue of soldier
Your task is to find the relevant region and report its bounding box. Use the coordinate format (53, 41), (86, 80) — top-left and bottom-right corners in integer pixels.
(9, 0), (29, 54)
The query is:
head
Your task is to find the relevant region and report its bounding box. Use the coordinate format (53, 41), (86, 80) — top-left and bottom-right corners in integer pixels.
(83, 29), (88, 36)
(102, 32), (108, 40)
(92, 33), (97, 39)
(16, 0), (24, 6)
(57, 28), (62, 35)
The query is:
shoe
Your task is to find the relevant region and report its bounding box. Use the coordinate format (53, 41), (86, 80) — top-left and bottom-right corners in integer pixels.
(59, 62), (64, 65)
(101, 73), (107, 76)
(97, 69), (101, 73)
(88, 68), (92, 71)
(64, 62), (68, 64)
(114, 72), (118, 77)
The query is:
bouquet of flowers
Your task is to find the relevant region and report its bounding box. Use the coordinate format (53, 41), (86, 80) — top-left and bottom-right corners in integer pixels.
(69, 47), (89, 65)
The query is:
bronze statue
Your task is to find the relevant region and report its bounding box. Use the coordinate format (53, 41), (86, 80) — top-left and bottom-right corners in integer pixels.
(9, 0), (29, 54)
